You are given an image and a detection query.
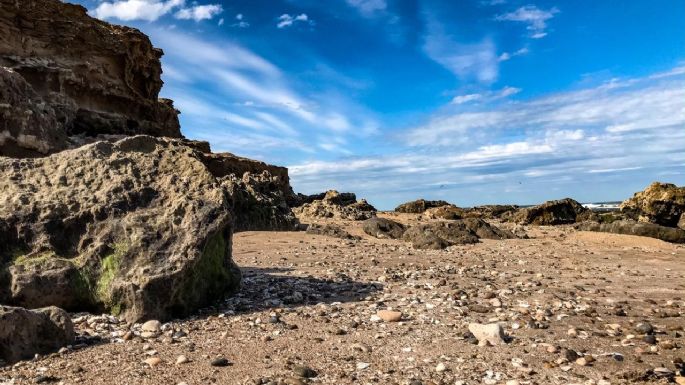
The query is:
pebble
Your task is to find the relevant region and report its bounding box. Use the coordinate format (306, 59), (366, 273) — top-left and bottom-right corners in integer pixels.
(635, 322), (653, 334)
(468, 322), (507, 346)
(376, 310), (402, 322)
(210, 357), (231, 367)
(175, 355), (189, 365)
(293, 365), (317, 378)
(356, 362), (370, 370)
(144, 357), (162, 367)
(435, 362), (447, 372)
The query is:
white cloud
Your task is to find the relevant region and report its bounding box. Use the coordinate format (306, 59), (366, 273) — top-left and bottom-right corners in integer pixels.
(451, 94), (482, 105)
(422, 12), (499, 83)
(231, 13), (249, 28)
(496, 5), (559, 39)
(450, 86), (520, 105)
(288, 67), (685, 206)
(92, 0), (222, 22)
(277, 13), (312, 29)
(175, 4), (222, 21)
(346, 0), (387, 17)
(498, 47), (529, 62)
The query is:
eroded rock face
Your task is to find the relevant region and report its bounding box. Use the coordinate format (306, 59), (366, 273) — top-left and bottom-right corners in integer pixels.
(395, 199), (451, 213)
(293, 190), (377, 221)
(620, 182), (685, 229)
(0, 136), (240, 322)
(512, 198), (596, 225)
(0, 0), (181, 157)
(0, 305), (74, 364)
(577, 220), (685, 243)
(221, 171), (298, 232)
(362, 217), (406, 239)
(465, 205), (519, 220)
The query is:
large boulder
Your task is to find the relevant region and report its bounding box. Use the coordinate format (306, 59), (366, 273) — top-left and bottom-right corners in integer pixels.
(464, 205), (519, 220)
(512, 198), (595, 225)
(362, 217), (406, 239)
(402, 219), (516, 250)
(620, 182), (685, 229)
(0, 305), (74, 364)
(0, 0), (181, 157)
(293, 190), (376, 221)
(577, 220), (685, 243)
(0, 136), (241, 322)
(395, 199), (451, 213)
(305, 223), (359, 240)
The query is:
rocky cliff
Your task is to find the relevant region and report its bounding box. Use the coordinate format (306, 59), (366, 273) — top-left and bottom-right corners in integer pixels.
(0, 0), (180, 157)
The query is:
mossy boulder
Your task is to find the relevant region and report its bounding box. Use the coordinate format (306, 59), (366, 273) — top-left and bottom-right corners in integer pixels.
(0, 136), (241, 322)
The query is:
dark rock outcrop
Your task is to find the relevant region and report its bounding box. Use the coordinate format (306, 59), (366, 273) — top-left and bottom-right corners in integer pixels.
(293, 190), (376, 221)
(0, 136), (241, 322)
(222, 171), (298, 232)
(620, 182), (685, 229)
(305, 224), (360, 240)
(395, 199), (451, 213)
(402, 222), (479, 250)
(402, 219), (516, 250)
(362, 217), (406, 239)
(512, 198), (596, 225)
(465, 205), (519, 220)
(0, 0), (181, 157)
(0, 305), (74, 364)
(577, 220), (685, 244)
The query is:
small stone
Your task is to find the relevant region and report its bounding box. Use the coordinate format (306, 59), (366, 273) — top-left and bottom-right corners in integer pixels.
(468, 322), (507, 346)
(144, 357), (162, 367)
(635, 322), (653, 334)
(643, 335), (657, 345)
(293, 365), (317, 378)
(175, 355), (188, 365)
(674, 376), (685, 385)
(377, 310), (402, 322)
(141, 320), (161, 333)
(356, 362), (370, 370)
(564, 349), (579, 362)
(435, 362), (447, 372)
(210, 357), (231, 367)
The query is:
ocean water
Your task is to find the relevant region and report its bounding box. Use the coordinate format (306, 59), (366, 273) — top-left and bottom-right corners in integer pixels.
(582, 201), (622, 212)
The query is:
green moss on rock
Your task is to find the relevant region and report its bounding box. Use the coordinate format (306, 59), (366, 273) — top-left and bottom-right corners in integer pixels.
(96, 243), (127, 313)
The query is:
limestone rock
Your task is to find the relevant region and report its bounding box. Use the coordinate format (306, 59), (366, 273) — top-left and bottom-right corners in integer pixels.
(293, 190), (376, 221)
(468, 322), (507, 346)
(576, 220), (685, 243)
(0, 136), (241, 322)
(394, 199), (451, 213)
(362, 217), (406, 239)
(620, 182), (685, 228)
(0, 305), (74, 364)
(512, 198), (595, 225)
(0, 0), (181, 157)
(424, 205), (465, 220)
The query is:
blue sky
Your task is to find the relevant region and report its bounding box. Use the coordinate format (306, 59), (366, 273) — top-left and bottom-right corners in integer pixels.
(77, 0), (684, 209)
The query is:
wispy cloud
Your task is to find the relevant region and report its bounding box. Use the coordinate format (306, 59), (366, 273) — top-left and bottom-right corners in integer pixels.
(422, 14), (499, 83)
(93, 0), (222, 22)
(289, 66), (685, 206)
(451, 86), (520, 105)
(496, 5), (559, 39)
(346, 0), (387, 17)
(277, 13), (313, 29)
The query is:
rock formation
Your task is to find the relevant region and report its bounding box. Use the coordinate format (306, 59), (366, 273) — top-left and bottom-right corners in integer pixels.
(424, 205), (465, 220)
(293, 190), (376, 221)
(0, 0), (182, 157)
(0, 305), (74, 364)
(395, 199), (451, 213)
(576, 220), (685, 244)
(305, 224), (360, 240)
(402, 219), (515, 250)
(464, 205), (519, 220)
(0, 136), (241, 322)
(512, 198), (596, 225)
(362, 217), (406, 239)
(620, 182), (685, 229)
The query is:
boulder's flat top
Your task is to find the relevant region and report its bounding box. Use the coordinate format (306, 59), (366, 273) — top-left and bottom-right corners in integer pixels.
(1, 215), (684, 384)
